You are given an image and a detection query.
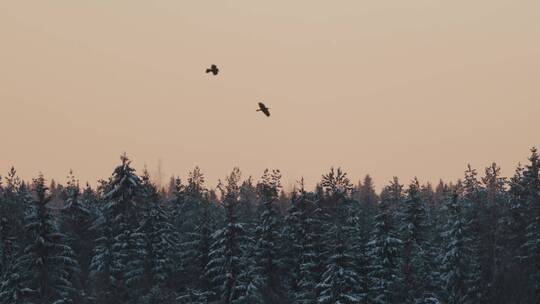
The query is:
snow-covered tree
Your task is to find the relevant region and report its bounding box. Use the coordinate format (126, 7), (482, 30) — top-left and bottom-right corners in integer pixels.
(252, 169), (283, 301)
(89, 216), (119, 304)
(282, 179), (326, 304)
(518, 148), (540, 298)
(379, 176), (403, 209)
(441, 192), (482, 304)
(179, 167), (214, 291)
(91, 154), (144, 303)
(368, 180), (403, 304)
(234, 241), (264, 304)
(237, 177), (257, 230)
(59, 170), (95, 299)
(317, 202), (363, 304)
(102, 154), (143, 231)
(4, 174), (79, 304)
(176, 288), (212, 304)
(317, 168), (363, 304)
(125, 169), (177, 303)
(206, 168), (247, 304)
(399, 178), (432, 303)
(461, 164), (494, 303)
(0, 168), (27, 277)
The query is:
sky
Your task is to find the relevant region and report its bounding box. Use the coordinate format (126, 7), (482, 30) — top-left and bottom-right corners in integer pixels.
(1, 1), (539, 190)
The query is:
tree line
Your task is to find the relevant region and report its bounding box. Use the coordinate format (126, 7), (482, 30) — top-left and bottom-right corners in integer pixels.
(1, 148), (539, 304)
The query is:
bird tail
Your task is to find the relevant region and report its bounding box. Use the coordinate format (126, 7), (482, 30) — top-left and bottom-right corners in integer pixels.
(206, 69), (211, 73)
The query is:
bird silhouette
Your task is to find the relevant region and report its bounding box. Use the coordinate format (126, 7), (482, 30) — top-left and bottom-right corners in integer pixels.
(257, 102), (270, 117)
(206, 64), (219, 75)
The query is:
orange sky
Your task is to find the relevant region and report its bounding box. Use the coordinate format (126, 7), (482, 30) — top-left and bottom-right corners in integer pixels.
(1, 1), (539, 190)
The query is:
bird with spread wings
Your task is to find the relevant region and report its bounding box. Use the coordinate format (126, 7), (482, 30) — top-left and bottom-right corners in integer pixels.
(206, 64), (219, 75)
(257, 102), (270, 117)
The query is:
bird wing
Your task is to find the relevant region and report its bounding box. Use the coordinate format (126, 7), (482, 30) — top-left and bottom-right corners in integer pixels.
(258, 102), (265, 109)
(211, 64), (217, 69)
(262, 108), (270, 116)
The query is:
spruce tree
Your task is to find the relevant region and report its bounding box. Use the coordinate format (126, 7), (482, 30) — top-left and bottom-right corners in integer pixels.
(368, 180), (403, 304)
(0, 171), (34, 304)
(283, 181), (310, 303)
(518, 148), (540, 299)
(91, 154), (143, 303)
(441, 192), (481, 304)
(283, 179), (326, 304)
(206, 168), (246, 304)
(180, 168), (209, 290)
(462, 165), (492, 302)
(89, 217), (118, 304)
(317, 168), (363, 304)
(317, 201), (363, 304)
(379, 176), (403, 209)
(6, 175), (79, 304)
(237, 177), (257, 230)
(355, 174), (378, 207)
(0, 168), (26, 277)
(234, 240), (263, 304)
(59, 170), (95, 300)
(252, 169), (283, 301)
(400, 178), (432, 303)
(178, 168), (216, 298)
(128, 169), (177, 303)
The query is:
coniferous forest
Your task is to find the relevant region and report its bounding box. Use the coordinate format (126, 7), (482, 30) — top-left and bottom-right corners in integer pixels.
(1, 148), (540, 304)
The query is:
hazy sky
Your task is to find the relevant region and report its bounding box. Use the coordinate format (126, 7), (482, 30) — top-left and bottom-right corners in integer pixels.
(1, 1), (539, 190)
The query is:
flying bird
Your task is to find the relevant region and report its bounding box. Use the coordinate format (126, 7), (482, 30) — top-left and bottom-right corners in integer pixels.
(206, 64), (219, 75)
(257, 102), (270, 117)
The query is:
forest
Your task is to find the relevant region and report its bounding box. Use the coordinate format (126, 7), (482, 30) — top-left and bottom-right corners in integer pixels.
(1, 148), (539, 304)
